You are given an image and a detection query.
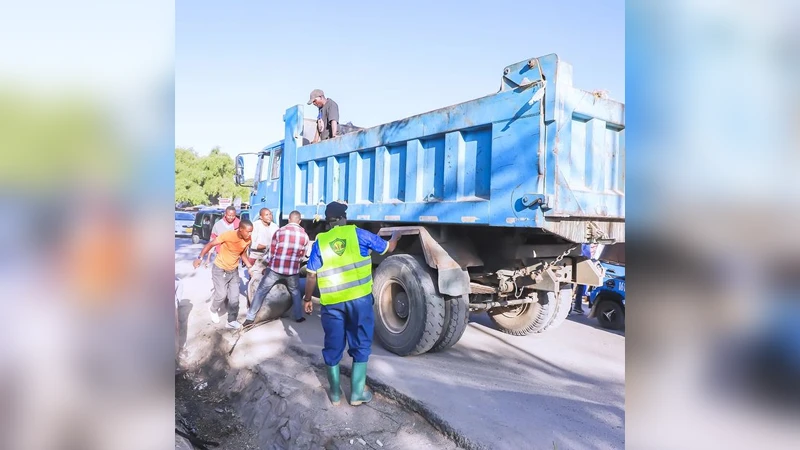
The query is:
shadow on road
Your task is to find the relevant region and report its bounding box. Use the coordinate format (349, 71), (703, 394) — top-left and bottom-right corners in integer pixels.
(566, 314), (626, 337)
(469, 308), (626, 337)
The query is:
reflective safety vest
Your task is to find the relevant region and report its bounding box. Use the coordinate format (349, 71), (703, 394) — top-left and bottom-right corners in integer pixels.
(316, 225), (373, 305)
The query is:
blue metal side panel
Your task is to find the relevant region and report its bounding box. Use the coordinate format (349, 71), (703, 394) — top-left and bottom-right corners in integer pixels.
(386, 144), (406, 201)
(488, 114), (545, 227)
(358, 151), (375, 204)
(549, 86), (625, 219)
(277, 54), (624, 229)
(287, 84), (541, 225)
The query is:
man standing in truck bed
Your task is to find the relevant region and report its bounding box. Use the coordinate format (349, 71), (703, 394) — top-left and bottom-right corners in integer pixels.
(303, 201), (400, 406)
(308, 89), (339, 142)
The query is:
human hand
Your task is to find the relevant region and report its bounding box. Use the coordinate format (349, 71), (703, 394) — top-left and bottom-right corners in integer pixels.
(193, 259), (201, 269)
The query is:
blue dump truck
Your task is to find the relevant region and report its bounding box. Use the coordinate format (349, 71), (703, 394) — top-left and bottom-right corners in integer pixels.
(235, 54), (624, 356)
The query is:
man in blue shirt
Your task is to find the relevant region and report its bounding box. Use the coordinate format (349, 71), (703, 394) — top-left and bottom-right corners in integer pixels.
(303, 201), (400, 406)
(572, 243), (604, 314)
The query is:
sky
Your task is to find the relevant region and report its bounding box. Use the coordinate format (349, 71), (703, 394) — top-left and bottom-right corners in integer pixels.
(176, 0), (624, 158)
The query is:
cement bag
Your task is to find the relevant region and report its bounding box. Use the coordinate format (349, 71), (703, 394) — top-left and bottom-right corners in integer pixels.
(253, 282), (293, 323)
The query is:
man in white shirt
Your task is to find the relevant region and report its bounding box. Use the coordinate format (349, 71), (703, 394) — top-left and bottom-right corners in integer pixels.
(246, 208), (279, 304)
(251, 208), (279, 256)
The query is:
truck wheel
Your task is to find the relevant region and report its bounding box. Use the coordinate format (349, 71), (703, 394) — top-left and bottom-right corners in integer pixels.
(373, 255), (446, 356)
(191, 234), (200, 244)
(540, 287), (575, 332)
(488, 291), (555, 336)
(595, 299), (625, 330)
(429, 294), (469, 353)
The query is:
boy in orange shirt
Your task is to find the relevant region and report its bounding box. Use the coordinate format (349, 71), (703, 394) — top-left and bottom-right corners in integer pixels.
(194, 219), (256, 329)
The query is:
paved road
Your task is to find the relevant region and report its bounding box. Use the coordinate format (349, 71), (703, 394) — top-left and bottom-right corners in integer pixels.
(176, 238), (624, 450)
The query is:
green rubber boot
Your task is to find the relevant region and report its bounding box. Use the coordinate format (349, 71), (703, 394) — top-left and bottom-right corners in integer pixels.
(349, 362), (373, 406)
(326, 365), (342, 406)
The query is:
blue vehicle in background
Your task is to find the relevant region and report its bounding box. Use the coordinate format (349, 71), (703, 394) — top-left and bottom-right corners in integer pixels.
(588, 262), (625, 330)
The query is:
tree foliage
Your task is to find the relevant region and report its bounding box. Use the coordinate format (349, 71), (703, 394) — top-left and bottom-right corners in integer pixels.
(175, 146), (251, 206)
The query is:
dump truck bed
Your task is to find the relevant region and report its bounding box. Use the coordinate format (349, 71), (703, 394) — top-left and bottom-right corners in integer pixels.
(277, 54), (624, 243)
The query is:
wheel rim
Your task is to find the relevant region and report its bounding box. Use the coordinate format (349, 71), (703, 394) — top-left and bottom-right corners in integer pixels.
(378, 279), (410, 334)
(500, 303), (528, 318)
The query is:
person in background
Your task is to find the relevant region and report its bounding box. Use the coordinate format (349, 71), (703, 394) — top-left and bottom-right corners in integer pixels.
(193, 219), (256, 330)
(303, 202), (401, 407)
(210, 206), (240, 249)
(208, 206), (241, 264)
(243, 211), (309, 326)
(246, 208), (279, 286)
(572, 243), (605, 315)
(308, 89), (339, 142)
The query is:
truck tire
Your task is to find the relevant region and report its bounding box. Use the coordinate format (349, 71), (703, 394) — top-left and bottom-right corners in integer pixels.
(373, 255), (446, 356)
(540, 287), (575, 332)
(429, 294), (469, 353)
(595, 298), (625, 330)
(488, 291), (556, 336)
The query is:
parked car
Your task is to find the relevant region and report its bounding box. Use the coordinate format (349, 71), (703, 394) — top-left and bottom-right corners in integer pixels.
(174, 211), (196, 237)
(588, 264), (625, 330)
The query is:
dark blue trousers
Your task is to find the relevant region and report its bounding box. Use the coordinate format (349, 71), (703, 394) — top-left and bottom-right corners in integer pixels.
(574, 284), (588, 311)
(320, 295), (374, 366)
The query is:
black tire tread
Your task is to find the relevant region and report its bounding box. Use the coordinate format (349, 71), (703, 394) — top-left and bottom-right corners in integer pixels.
(429, 294), (469, 352)
(489, 291), (554, 336)
(595, 298), (625, 330)
(373, 254), (446, 356)
(540, 287), (574, 332)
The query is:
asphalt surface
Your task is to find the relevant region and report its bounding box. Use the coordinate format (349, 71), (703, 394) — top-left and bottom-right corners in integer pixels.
(176, 238), (625, 450)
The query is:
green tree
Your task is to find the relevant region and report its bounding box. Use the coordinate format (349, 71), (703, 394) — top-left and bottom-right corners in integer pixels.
(175, 146), (252, 206)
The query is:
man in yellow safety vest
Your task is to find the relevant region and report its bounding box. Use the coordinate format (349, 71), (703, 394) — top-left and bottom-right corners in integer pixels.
(303, 201), (400, 406)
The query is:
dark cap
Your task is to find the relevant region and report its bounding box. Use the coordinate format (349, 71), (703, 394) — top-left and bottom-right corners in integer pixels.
(308, 89), (325, 105)
(325, 201), (347, 221)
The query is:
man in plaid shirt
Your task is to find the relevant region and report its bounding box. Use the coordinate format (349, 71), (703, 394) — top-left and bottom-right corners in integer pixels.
(243, 211), (310, 325)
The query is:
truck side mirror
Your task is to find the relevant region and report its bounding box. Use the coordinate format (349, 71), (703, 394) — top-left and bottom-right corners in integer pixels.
(235, 155), (249, 186)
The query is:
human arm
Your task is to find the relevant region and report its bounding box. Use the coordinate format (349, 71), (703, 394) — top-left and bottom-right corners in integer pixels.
(255, 229), (268, 250)
(240, 245), (255, 271)
(302, 241), (322, 307)
(303, 272), (317, 314)
(328, 101), (339, 137)
(356, 228), (401, 256)
(386, 231), (401, 253)
(194, 238), (221, 268)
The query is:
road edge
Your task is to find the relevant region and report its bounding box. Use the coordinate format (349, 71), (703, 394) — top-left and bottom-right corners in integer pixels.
(289, 343), (489, 450)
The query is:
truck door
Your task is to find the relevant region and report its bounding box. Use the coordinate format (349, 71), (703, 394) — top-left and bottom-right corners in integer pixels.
(255, 145), (283, 223)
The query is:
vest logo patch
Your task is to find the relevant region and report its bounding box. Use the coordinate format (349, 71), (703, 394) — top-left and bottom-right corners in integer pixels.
(330, 238), (347, 256)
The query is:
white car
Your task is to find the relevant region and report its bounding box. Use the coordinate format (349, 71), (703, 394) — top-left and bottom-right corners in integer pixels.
(175, 211), (195, 237)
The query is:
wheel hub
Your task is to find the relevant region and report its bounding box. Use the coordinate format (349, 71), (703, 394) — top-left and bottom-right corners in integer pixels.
(393, 292), (409, 319)
(379, 280), (410, 334)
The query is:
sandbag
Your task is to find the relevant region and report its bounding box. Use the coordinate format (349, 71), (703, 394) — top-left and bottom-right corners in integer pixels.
(253, 282), (293, 323)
